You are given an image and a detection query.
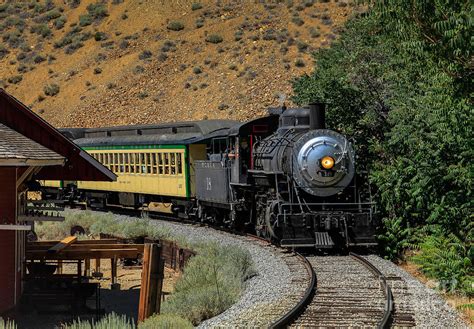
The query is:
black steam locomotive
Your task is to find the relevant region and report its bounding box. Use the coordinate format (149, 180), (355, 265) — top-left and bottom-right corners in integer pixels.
(44, 104), (377, 249)
(195, 104), (377, 248)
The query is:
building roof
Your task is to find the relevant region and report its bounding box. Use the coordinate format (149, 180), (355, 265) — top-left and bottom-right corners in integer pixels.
(0, 124), (64, 166)
(0, 89), (116, 181)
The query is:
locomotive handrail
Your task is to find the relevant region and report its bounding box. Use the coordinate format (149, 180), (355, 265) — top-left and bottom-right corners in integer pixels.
(349, 252), (394, 329)
(269, 253), (316, 329)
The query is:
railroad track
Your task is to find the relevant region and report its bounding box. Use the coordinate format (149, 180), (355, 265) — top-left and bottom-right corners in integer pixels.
(272, 253), (416, 329)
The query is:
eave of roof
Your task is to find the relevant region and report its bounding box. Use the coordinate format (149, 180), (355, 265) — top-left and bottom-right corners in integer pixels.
(0, 89), (116, 181)
(0, 158), (65, 166)
(0, 123), (65, 167)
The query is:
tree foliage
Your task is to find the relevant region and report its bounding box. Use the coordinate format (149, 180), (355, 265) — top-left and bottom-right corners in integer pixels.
(292, 2), (472, 293)
(367, 0), (472, 83)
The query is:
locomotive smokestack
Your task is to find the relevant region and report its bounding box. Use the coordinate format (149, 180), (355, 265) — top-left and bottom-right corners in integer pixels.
(309, 103), (325, 130)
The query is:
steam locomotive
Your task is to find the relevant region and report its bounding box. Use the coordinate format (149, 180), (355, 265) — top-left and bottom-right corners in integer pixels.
(43, 104), (377, 249)
(195, 104), (377, 248)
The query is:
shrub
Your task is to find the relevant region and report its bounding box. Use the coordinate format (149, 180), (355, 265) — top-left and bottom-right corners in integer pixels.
(65, 312), (134, 329)
(93, 67), (102, 74)
(5, 16), (25, 29)
(0, 45), (9, 59)
(191, 3), (203, 11)
(119, 40), (129, 49)
(94, 31), (108, 41)
(54, 16), (67, 29)
(137, 91), (148, 99)
(31, 24), (52, 38)
(138, 50), (152, 60)
(139, 314), (193, 329)
(321, 14), (332, 25)
(262, 29), (276, 41)
(195, 18), (204, 28)
(218, 103), (229, 110)
(87, 2), (108, 20)
(412, 234), (473, 295)
(44, 9), (61, 21)
(0, 4), (9, 13)
(0, 317), (16, 329)
(249, 34), (259, 41)
(167, 21), (184, 31)
(94, 53), (106, 63)
(3, 30), (21, 48)
(7, 75), (22, 84)
(33, 54), (46, 63)
(133, 65), (144, 74)
(43, 83), (60, 96)
(107, 82), (116, 89)
(205, 34), (223, 44)
(291, 16), (304, 26)
(79, 14), (92, 26)
(296, 40), (308, 52)
(193, 66), (202, 74)
(295, 58), (305, 67)
(67, 0), (81, 9)
(100, 40), (114, 49)
(64, 41), (84, 54)
(17, 64), (28, 73)
(309, 27), (320, 38)
(234, 30), (243, 41)
(161, 243), (255, 325)
(157, 52), (168, 62)
(161, 40), (176, 52)
(121, 13), (128, 20)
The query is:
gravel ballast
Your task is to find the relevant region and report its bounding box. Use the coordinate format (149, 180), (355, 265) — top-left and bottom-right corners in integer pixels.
(136, 217), (298, 327)
(365, 255), (469, 329)
(112, 213), (468, 328)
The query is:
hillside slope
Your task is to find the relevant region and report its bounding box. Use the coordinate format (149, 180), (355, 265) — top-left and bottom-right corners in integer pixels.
(0, 0), (354, 127)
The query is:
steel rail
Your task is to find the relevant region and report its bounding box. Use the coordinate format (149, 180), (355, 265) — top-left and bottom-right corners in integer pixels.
(269, 253), (317, 329)
(349, 252), (394, 329)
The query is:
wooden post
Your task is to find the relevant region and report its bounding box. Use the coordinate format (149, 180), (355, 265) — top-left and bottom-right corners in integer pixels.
(110, 256), (119, 289)
(85, 258), (90, 276)
(138, 243), (163, 322)
(77, 260), (82, 279)
(95, 258), (101, 272)
(138, 244), (151, 322)
(57, 260), (63, 274)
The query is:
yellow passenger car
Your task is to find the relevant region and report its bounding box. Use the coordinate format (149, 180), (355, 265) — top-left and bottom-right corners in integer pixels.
(41, 121), (236, 213)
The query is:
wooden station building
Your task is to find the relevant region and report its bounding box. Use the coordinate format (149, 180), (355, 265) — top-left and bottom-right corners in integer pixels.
(0, 89), (116, 314)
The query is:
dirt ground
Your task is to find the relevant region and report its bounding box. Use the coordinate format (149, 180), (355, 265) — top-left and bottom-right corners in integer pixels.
(9, 260), (180, 329)
(399, 261), (473, 325)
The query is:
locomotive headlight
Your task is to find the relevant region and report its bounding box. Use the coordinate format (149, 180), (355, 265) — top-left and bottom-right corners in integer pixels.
(321, 156), (335, 169)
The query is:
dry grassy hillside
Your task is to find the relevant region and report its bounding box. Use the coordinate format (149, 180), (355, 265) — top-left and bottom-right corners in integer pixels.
(0, 0), (355, 128)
